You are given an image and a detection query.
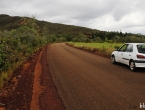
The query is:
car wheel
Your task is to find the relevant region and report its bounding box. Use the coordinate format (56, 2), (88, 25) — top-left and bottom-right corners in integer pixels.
(112, 56), (116, 64)
(129, 60), (136, 71)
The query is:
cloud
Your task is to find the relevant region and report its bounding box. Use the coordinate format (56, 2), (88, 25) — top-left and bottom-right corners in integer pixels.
(0, 0), (145, 34)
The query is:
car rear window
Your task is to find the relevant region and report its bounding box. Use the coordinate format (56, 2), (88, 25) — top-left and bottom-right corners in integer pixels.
(137, 45), (145, 54)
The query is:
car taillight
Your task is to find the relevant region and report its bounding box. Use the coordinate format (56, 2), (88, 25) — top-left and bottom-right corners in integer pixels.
(137, 54), (145, 59)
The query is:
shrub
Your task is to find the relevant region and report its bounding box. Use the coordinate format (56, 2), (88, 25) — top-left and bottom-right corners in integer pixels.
(0, 72), (8, 88)
(0, 17), (50, 89)
(114, 45), (120, 49)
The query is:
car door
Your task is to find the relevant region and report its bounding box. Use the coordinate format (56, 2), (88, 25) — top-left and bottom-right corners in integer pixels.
(122, 44), (133, 65)
(115, 44), (128, 63)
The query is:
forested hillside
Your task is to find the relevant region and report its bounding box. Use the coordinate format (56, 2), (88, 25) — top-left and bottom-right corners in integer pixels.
(0, 14), (145, 43)
(0, 14), (95, 42)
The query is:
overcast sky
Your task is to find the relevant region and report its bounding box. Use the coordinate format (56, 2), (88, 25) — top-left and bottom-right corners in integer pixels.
(0, 0), (145, 35)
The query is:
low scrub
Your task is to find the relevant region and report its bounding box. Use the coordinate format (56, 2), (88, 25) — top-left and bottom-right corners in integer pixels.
(67, 42), (123, 57)
(0, 17), (49, 89)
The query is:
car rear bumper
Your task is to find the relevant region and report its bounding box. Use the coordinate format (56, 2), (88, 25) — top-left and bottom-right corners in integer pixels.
(134, 60), (145, 63)
(135, 62), (145, 68)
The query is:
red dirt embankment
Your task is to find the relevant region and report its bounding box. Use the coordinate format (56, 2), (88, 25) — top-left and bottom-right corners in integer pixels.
(0, 45), (65, 110)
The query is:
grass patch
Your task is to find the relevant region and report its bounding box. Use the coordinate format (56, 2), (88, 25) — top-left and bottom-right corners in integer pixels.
(0, 72), (8, 88)
(69, 42), (123, 49)
(68, 42), (123, 56)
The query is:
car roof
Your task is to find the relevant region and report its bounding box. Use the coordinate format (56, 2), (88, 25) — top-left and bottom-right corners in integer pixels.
(125, 43), (145, 45)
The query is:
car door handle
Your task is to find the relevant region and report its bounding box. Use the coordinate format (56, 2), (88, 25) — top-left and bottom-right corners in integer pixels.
(129, 55), (131, 56)
(121, 53), (123, 55)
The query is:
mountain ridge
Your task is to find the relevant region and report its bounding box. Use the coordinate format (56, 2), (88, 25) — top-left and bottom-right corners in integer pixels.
(0, 14), (96, 36)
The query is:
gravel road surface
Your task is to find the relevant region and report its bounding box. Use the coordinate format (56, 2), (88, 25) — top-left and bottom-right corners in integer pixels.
(47, 43), (145, 110)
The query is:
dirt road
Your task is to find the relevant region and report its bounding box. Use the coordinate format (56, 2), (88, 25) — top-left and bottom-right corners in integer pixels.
(48, 43), (145, 110)
(0, 43), (145, 110)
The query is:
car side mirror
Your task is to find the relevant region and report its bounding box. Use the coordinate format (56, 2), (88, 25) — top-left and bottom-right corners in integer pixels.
(115, 48), (119, 51)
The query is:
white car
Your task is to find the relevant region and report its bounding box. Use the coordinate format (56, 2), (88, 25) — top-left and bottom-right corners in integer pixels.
(111, 43), (145, 71)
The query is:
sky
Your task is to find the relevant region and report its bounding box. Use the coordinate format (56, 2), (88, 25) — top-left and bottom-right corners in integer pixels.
(0, 0), (145, 35)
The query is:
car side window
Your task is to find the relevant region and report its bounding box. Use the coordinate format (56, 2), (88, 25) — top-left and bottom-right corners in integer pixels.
(137, 45), (145, 53)
(125, 44), (133, 52)
(118, 44), (128, 52)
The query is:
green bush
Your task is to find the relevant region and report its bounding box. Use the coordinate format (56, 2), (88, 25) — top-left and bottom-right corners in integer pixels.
(0, 17), (51, 89)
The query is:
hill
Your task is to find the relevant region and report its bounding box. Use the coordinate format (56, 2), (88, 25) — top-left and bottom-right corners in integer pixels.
(0, 14), (145, 43)
(0, 14), (21, 30)
(0, 14), (96, 37)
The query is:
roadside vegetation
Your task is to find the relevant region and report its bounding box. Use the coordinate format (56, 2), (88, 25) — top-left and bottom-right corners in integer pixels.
(0, 16), (50, 88)
(0, 14), (145, 89)
(67, 42), (123, 56)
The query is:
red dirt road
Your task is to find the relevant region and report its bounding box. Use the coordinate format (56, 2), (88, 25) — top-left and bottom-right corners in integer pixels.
(0, 43), (145, 110)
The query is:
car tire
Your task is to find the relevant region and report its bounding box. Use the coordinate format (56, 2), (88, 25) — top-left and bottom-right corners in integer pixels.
(129, 60), (136, 71)
(112, 56), (116, 64)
